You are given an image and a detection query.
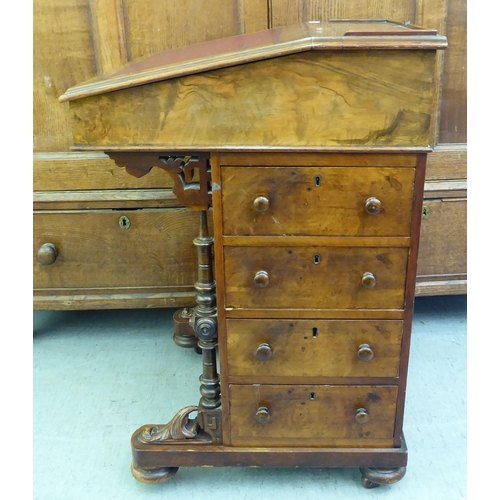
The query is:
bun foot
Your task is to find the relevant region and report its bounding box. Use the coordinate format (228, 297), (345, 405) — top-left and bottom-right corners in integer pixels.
(359, 466), (406, 488)
(131, 462), (179, 484)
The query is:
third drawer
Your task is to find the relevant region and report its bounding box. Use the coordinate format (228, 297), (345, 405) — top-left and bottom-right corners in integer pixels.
(226, 319), (403, 380)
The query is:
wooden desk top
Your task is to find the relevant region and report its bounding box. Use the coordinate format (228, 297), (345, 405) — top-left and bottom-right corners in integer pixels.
(60, 20), (446, 103)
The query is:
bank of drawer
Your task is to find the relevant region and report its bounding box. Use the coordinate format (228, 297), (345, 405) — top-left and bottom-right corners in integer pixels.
(229, 384), (398, 447)
(226, 319), (403, 379)
(221, 166), (415, 237)
(224, 246), (408, 310)
(33, 209), (199, 289)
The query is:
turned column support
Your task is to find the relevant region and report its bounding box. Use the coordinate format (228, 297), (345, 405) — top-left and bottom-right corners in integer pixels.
(110, 152), (223, 465)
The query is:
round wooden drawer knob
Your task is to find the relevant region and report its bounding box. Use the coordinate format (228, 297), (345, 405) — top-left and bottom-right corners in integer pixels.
(37, 243), (58, 266)
(361, 272), (376, 289)
(364, 197), (382, 215)
(357, 344), (374, 362)
(355, 408), (370, 425)
(254, 270), (269, 288)
(253, 196), (270, 212)
(255, 406), (271, 424)
(255, 343), (273, 361)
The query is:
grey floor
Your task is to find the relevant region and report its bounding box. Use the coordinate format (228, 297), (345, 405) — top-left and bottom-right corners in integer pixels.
(33, 295), (466, 499)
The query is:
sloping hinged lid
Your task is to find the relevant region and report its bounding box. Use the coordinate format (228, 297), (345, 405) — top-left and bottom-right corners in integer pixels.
(60, 20), (447, 103)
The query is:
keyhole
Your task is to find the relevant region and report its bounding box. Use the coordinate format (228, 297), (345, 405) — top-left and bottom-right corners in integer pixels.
(312, 327), (318, 338)
(314, 176), (321, 187)
(310, 392), (316, 401)
(118, 216), (130, 230)
(313, 254), (321, 265)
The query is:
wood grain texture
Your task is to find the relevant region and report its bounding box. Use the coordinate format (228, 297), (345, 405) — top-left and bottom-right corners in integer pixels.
(34, 209), (202, 289)
(33, 0), (96, 152)
(123, 0), (268, 61)
(33, 291), (196, 311)
(225, 309), (405, 320)
(226, 319), (403, 378)
(229, 384), (398, 447)
(425, 144), (466, 180)
(417, 198), (466, 277)
(270, 0), (415, 26)
(219, 152), (418, 167)
(33, 153), (177, 191)
(131, 440), (407, 469)
(221, 166), (415, 237)
(224, 246), (408, 310)
(210, 153), (232, 445)
(415, 279), (466, 296)
(439, 0), (466, 144)
(89, 0), (129, 74)
(69, 50), (437, 149)
(33, 189), (178, 210)
(60, 21), (445, 102)
(222, 236), (410, 247)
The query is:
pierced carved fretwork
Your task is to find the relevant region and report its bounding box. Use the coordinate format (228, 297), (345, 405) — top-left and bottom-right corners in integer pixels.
(107, 152), (211, 210)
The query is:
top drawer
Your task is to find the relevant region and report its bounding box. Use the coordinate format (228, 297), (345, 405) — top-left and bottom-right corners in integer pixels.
(221, 166), (415, 237)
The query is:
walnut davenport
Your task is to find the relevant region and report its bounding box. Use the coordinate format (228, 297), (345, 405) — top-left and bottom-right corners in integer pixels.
(61, 21), (447, 488)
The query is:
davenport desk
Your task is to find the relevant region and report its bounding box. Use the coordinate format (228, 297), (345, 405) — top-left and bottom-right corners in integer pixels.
(60, 20), (447, 489)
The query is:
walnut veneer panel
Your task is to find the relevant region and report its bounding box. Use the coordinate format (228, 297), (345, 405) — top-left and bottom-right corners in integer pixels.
(229, 384), (398, 447)
(224, 246), (408, 310)
(226, 319), (403, 379)
(69, 50), (436, 149)
(221, 167), (415, 237)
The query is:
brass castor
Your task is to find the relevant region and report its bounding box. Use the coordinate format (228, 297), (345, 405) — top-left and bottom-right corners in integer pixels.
(359, 466), (406, 488)
(131, 462), (179, 484)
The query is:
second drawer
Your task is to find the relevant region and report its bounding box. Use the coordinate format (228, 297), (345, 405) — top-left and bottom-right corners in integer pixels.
(224, 246), (408, 310)
(226, 319), (403, 380)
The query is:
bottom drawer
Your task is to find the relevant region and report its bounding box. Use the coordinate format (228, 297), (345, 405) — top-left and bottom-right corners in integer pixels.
(229, 384), (398, 447)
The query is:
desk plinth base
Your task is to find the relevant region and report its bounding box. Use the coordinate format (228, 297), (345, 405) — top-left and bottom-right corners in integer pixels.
(131, 428), (407, 488)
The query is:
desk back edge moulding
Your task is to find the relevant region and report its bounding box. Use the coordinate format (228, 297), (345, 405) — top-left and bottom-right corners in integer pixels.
(61, 20), (446, 489)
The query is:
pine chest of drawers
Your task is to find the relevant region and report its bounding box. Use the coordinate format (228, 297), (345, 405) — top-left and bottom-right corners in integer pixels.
(60, 20), (446, 488)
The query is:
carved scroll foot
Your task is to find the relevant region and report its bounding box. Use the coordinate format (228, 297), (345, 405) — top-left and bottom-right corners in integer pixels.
(359, 466), (406, 488)
(173, 308), (200, 353)
(131, 462), (179, 484)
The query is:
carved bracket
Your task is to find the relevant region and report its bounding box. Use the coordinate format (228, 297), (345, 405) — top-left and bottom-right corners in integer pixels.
(136, 406), (222, 445)
(107, 152), (212, 210)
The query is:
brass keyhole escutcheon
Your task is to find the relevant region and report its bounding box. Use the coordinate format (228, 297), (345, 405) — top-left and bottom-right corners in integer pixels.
(119, 216), (131, 230)
(422, 205), (430, 219)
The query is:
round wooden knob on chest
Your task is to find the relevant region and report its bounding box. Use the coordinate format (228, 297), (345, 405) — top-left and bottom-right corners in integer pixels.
(357, 344), (374, 362)
(255, 406), (271, 424)
(254, 270), (269, 288)
(253, 196), (270, 212)
(361, 272), (376, 289)
(364, 197), (382, 215)
(255, 343), (273, 361)
(355, 408), (370, 424)
(37, 243), (58, 266)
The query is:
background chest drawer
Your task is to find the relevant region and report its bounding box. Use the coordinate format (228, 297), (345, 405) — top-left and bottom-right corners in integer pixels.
(229, 384), (398, 447)
(34, 209), (199, 290)
(226, 319), (403, 380)
(224, 246), (408, 310)
(221, 166), (415, 237)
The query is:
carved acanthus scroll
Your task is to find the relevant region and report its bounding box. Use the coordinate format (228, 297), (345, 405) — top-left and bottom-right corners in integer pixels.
(107, 152), (212, 210)
(137, 406), (200, 444)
